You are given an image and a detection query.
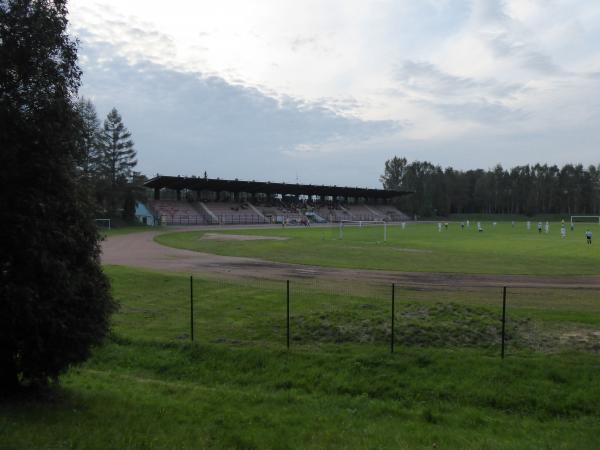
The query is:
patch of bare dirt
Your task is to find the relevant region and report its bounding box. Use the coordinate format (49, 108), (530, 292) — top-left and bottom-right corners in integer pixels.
(392, 247), (433, 253)
(560, 330), (600, 343)
(200, 233), (289, 241)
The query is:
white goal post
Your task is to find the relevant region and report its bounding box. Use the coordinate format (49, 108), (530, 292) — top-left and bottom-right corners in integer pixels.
(95, 218), (111, 229)
(570, 215), (600, 225)
(338, 220), (387, 241)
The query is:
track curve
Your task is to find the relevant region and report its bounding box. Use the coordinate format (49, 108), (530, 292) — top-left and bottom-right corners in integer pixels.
(101, 229), (600, 289)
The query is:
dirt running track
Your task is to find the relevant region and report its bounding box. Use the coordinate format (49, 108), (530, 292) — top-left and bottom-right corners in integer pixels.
(102, 229), (600, 289)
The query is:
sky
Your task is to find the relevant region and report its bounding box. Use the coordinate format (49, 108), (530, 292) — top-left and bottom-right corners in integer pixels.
(68, 0), (600, 188)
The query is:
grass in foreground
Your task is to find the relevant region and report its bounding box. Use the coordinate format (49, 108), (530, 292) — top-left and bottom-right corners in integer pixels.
(1, 266), (599, 449)
(154, 222), (600, 275)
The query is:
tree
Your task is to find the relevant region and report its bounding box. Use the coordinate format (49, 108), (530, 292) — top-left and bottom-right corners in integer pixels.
(74, 97), (103, 179)
(380, 157), (600, 217)
(379, 156), (407, 190)
(0, 0), (116, 391)
(121, 189), (136, 222)
(101, 107), (137, 189)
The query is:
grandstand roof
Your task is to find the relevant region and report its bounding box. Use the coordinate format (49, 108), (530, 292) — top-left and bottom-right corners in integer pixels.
(144, 175), (410, 199)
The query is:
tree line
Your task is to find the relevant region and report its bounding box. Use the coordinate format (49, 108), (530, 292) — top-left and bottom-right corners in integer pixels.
(381, 157), (600, 217)
(75, 99), (142, 222)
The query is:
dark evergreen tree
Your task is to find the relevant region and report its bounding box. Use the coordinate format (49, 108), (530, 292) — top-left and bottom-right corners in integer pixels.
(0, 0), (116, 392)
(101, 107), (137, 189)
(121, 189), (137, 222)
(75, 97), (103, 179)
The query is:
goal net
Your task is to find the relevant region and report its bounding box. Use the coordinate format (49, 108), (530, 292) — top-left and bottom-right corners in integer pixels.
(570, 215), (600, 225)
(338, 220), (387, 242)
(95, 218), (111, 229)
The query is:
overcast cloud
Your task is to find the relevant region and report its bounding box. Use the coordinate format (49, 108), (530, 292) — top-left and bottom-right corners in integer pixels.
(69, 0), (600, 187)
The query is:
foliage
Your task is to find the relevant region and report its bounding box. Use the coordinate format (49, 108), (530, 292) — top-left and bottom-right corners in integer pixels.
(121, 189), (136, 222)
(379, 155), (407, 190)
(74, 97), (103, 179)
(95, 107), (139, 216)
(382, 157), (600, 217)
(72, 101), (142, 219)
(0, 0), (116, 391)
(101, 107), (137, 189)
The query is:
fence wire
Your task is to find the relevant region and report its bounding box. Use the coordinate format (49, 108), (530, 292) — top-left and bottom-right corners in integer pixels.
(114, 274), (600, 356)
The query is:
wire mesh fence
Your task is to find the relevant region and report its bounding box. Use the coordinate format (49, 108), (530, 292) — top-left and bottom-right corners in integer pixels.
(113, 273), (600, 357)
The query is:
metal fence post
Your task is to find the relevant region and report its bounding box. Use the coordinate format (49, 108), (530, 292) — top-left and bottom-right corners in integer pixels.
(286, 280), (290, 349)
(391, 283), (395, 353)
(501, 286), (506, 359)
(190, 275), (194, 342)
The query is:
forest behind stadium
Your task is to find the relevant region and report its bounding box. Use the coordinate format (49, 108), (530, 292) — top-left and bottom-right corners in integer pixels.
(381, 157), (600, 217)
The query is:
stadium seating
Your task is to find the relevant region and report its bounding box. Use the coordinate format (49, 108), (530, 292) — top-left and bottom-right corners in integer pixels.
(345, 204), (385, 221)
(368, 205), (411, 221)
(149, 200), (207, 225)
(202, 202), (268, 224)
(250, 199), (319, 224)
(317, 204), (352, 222)
(147, 199), (410, 225)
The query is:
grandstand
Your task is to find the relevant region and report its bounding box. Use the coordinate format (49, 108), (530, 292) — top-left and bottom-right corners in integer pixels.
(142, 175), (411, 225)
(345, 204), (385, 221)
(203, 202), (267, 225)
(149, 200), (208, 225)
(368, 204), (411, 222)
(330, 206), (352, 222)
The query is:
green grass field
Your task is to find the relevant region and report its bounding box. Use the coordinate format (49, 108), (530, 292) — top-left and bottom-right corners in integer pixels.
(2, 266), (600, 449)
(155, 222), (600, 276)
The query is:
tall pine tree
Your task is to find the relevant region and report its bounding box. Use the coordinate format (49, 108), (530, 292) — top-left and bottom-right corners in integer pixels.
(101, 107), (137, 188)
(75, 97), (103, 179)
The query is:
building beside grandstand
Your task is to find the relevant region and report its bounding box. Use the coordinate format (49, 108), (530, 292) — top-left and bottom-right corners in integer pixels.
(141, 175), (411, 225)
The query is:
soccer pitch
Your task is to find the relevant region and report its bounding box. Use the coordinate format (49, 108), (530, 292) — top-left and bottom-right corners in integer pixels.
(155, 221), (600, 276)
(5, 228), (600, 450)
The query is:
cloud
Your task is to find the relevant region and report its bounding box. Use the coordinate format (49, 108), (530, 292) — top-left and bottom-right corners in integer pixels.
(471, 0), (510, 26)
(68, 0), (600, 185)
(466, 0), (564, 75)
(78, 40), (400, 183)
(395, 60), (523, 98)
(72, 16), (178, 67)
(428, 99), (524, 123)
(486, 32), (563, 75)
(290, 35), (318, 52)
(394, 60), (524, 124)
